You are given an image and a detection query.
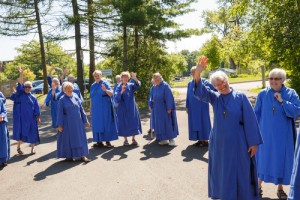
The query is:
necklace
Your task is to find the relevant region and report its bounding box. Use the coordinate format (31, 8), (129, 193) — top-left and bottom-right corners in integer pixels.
(220, 92), (232, 119)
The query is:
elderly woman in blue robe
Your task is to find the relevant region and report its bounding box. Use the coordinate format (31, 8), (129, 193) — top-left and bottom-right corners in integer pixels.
(194, 57), (263, 200)
(56, 82), (90, 162)
(41, 78), (61, 129)
(288, 125), (300, 200)
(186, 66), (214, 147)
(254, 68), (300, 199)
(150, 73), (179, 146)
(90, 70), (118, 148)
(12, 67), (41, 155)
(114, 71), (142, 146)
(0, 93), (9, 167)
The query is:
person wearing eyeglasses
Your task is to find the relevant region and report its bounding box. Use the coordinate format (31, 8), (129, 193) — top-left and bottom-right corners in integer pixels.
(194, 57), (263, 200)
(254, 68), (300, 199)
(11, 67), (41, 155)
(0, 91), (9, 167)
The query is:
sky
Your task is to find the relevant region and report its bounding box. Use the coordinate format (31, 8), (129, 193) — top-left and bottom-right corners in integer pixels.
(0, 0), (218, 64)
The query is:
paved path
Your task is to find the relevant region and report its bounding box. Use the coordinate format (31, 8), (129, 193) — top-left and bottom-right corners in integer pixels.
(0, 82), (288, 200)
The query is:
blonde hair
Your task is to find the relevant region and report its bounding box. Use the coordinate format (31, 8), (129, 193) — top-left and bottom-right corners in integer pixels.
(121, 71), (130, 78)
(269, 68), (286, 82)
(63, 82), (74, 91)
(93, 70), (102, 76)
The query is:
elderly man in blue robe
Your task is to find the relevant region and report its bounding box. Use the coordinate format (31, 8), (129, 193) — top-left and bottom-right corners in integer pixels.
(254, 68), (300, 199)
(41, 78), (61, 129)
(90, 70), (118, 148)
(0, 92), (9, 167)
(114, 71), (142, 146)
(186, 66), (214, 147)
(56, 82), (91, 162)
(194, 56), (263, 200)
(150, 73), (179, 146)
(12, 67), (41, 155)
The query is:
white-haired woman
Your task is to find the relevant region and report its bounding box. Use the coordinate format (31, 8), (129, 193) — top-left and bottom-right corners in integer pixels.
(0, 92), (9, 167)
(114, 71), (142, 146)
(42, 78), (61, 129)
(56, 82), (91, 162)
(90, 70), (118, 148)
(254, 68), (300, 199)
(11, 67), (41, 155)
(194, 57), (263, 200)
(150, 72), (178, 146)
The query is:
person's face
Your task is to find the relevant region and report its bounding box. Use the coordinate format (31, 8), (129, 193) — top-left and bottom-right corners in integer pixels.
(153, 76), (161, 85)
(93, 73), (102, 83)
(116, 77), (121, 83)
(191, 70), (196, 79)
(68, 77), (74, 83)
(24, 85), (32, 94)
(214, 79), (230, 94)
(52, 80), (59, 87)
(122, 75), (129, 84)
(64, 86), (73, 97)
(269, 76), (283, 91)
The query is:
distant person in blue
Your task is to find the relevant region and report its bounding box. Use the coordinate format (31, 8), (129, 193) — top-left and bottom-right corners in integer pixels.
(12, 67), (41, 155)
(148, 79), (155, 139)
(47, 65), (64, 87)
(150, 72), (178, 146)
(186, 66), (214, 147)
(254, 68), (300, 199)
(194, 56), (263, 200)
(289, 125), (300, 200)
(90, 70), (118, 148)
(41, 78), (61, 129)
(113, 75), (121, 94)
(56, 82), (91, 162)
(66, 73), (84, 103)
(114, 71), (141, 146)
(0, 91), (6, 103)
(0, 91), (9, 167)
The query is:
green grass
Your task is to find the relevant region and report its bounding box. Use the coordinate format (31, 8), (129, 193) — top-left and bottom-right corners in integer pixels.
(34, 94), (47, 105)
(248, 87), (263, 94)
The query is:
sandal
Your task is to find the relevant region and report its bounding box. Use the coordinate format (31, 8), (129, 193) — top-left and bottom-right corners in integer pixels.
(131, 140), (138, 146)
(31, 148), (36, 155)
(81, 157), (91, 163)
(64, 158), (74, 162)
(259, 187), (263, 198)
(105, 142), (113, 148)
(277, 189), (287, 200)
(200, 141), (209, 147)
(123, 141), (130, 146)
(2, 162), (8, 167)
(192, 141), (202, 147)
(93, 142), (104, 148)
(17, 148), (24, 155)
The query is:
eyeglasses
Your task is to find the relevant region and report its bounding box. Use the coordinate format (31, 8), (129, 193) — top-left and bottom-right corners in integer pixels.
(24, 86), (32, 89)
(269, 77), (282, 81)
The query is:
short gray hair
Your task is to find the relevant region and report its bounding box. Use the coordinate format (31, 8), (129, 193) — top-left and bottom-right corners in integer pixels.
(63, 82), (74, 91)
(115, 75), (121, 79)
(153, 72), (163, 80)
(24, 81), (32, 87)
(210, 71), (229, 86)
(93, 70), (102, 76)
(52, 78), (59, 83)
(269, 68), (286, 82)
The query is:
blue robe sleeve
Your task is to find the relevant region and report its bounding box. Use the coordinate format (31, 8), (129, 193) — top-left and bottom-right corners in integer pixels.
(47, 76), (52, 87)
(79, 100), (88, 124)
(0, 101), (7, 122)
(241, 93), (263, 147)
(202, 78), (216, 91)
(114, 84), (122, 105)
(33, 97), (41, 117)
(148, 86), (153, 107)
(164, 84), (175, 110)
(56, 99), (64, 127)
(10, 92), (16, 101)
(131, 80), (141, 92)
(254, 91), (263, 122)
(281, 89), (300, 119)
(186, 82), (190, 109)
(194, 79), (218, 104)
(44, 89), (53, 106)
(0, 92), (6, 104)
(104, 81), (112, 91)
(16, 83), (24, 95)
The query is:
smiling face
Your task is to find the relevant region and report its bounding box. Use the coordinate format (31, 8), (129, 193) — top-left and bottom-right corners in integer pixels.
(24, 85), (32, 93)
(269, 76), (283, 91)
(93, 73), (102, 83)
(213, 79), (230, 94)
(121, 75), (129, 84)
(64, 85), (73, 97)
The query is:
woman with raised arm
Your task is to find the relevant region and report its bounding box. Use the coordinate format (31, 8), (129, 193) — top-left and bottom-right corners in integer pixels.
(114, 71), (142, 146)
(90, 70), (118, 148)
(0, 92), (9, 167)
(193, 57), (263, 200)
(12, 67), (41, 155)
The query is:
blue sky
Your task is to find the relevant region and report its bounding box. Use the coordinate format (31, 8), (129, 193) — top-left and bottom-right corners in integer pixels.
(0, 0), (218, 64)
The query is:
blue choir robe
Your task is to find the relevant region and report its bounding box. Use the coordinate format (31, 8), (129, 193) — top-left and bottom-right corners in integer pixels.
(44, 87), (61, 128)
(13, 83), (40, 144)
(0, 92), (6, 103)
(72, 82), (84, 103)
(254, 85), (300, 185)
(289, 126), (300, 200)
(56, 94), (89, 158)
(10, 92), (21, 141)
(90, 80), (118, 142)
(114, 81), (142, 136)
(0, 100), (9, 164)
(151, 81), (179, 141)
(194, 79), (263, 200)
(148, 85), (155, 130)
(186, 79), (213, 141)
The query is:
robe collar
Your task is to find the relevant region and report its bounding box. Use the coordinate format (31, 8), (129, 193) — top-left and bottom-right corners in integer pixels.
(270, 84), (286, 93)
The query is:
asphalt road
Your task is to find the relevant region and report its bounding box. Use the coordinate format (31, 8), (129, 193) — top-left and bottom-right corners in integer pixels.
(0, 81), (287, 200)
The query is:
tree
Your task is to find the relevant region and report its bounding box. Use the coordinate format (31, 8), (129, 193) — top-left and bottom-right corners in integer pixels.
(180, 50), (200, 76)
(199, 35), (222, 70)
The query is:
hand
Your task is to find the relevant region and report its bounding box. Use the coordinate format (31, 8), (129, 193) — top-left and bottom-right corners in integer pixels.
(121, 84), (126, 93)
(196, 56), (209, 72)
(149, 107), (152, 111)
(50, 65), (56, 70)
(85, 122), (90, 127)
(0, 115), (3, 122)
(186, 108), (188, 114)
(12, 87), (16, 93)
(167, 109), (172, 114)
(63, 68), (70, 75)
(41, 103), (47, 109)
(248, 145), (258, 158)
(101, 84), (107, 92)
(18, 66), (23, 74)
(37, 117), (41, 125)
(57, 126), (63, 132)
(274, 92), (283, 103)
(130, 72), (137, 79)
(51, 82), (57, 89)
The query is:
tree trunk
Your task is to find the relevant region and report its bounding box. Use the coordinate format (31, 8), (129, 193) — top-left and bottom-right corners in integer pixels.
(133, 27), (139, 72)
(123, 25), (128, 71)
(88, 0), (95, 93)
(72, 0), (84, 97)
(229, 57), (237, 69)
(34, 0), (48, 94)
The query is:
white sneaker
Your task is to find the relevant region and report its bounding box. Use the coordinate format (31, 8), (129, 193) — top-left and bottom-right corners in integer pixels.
(159, 140), (169, 145)
(169, 139), (176, 146)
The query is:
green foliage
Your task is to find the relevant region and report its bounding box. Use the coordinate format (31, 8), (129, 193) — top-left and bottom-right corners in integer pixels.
(0, 72), (7, 82)
(180, 50), (200, 76)
(200, 35), (222, 70)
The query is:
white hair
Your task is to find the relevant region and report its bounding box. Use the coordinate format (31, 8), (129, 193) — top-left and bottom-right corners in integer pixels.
(269, 68), (286, 82)
(24, 81), (32, 87)
(210, 71), (229, 86)
(63, 82), (74, 91)
(153, 72), (163, 81)
(52, 78), (59, 83)
(93, 70), (102, 76)
(115, 75), (121, 79)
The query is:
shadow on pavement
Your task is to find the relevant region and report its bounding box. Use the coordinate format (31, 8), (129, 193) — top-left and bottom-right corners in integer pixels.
(181, 145), (208, 163)
(140, 141), (176, 160)
(8, 153), (34, 164)
(101, 145), (139, 161)
(88, 146), (113, 161)
(26, 150), (57, 166)
(34, 160), (82, 181)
